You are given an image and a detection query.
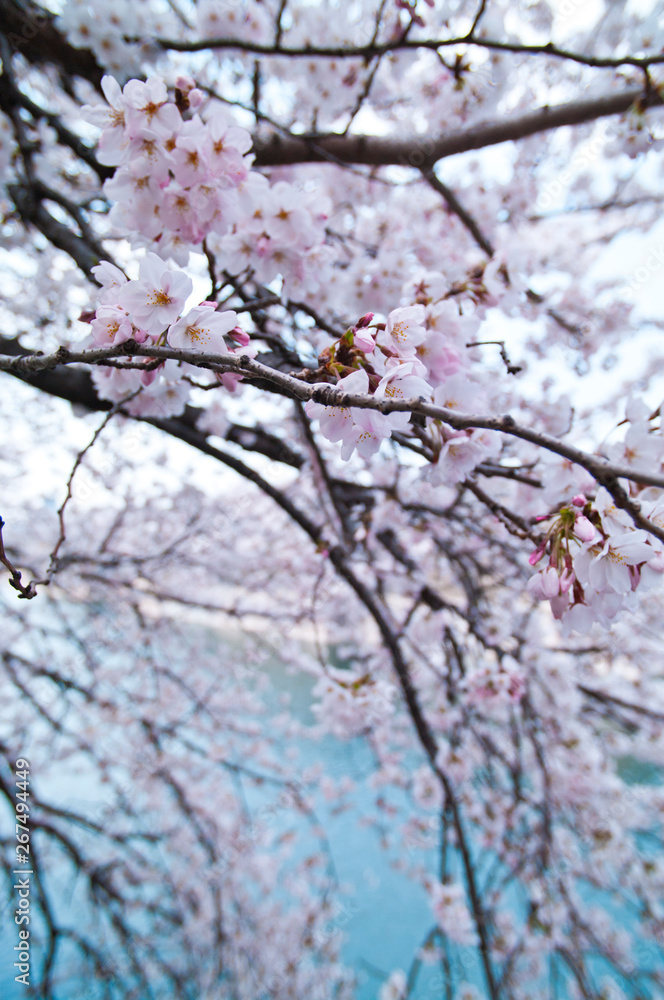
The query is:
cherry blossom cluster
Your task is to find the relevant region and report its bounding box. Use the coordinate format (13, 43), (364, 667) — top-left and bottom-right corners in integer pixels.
(83, 75), (329, 288)
(196, 0), (275, 45)
(428, 880), (478, 948)
(87, 253), (252, 416)
(58, 1), (175, 78)
(528, 488), (664, 633)
(311, 666), (397, 740)
(305, 294), (501, 480)
(460, 654), (526, 707)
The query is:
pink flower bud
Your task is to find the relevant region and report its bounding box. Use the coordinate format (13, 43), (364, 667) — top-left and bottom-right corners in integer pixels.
(529, 540), (547, 566)
(229, 327), (250, 347)
(572, 494), (587, 507)
(527, 567), (559, 600)
(256, 235), (270, 258)
(574, 515), (596, 543)
(356, 313), (374, 328)
(141, 364), (160, 386)
(550, 592), (570, 620)
(541, 566), (562, 599)
(354, 329), (375, 353)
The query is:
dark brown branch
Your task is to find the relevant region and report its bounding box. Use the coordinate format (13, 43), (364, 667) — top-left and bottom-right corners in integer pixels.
(5, 343), (664, 514)
(157, 32), (664, 72)
(252, 87), (662, 168)
(0, 71), (111, 182)
(422, 168), (495, 256)
(578, 684), (664, 723)
(7, 182), (104, 275)
(0, 337), (305, 469)
(0, 0), (104, 86)
(466, 340), (523, 375)
(0, 517), (38, 598)
(465, 480), (544, 544)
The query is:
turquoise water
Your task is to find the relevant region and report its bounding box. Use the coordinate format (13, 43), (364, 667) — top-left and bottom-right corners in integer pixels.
(0, 640), (442, 999)
(1, 632), (663, 999)
(0, 736), (443, 1000)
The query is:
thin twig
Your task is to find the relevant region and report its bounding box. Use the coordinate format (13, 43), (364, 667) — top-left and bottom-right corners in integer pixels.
(467, 339), (523, 375)
(0, 392), (137, 598)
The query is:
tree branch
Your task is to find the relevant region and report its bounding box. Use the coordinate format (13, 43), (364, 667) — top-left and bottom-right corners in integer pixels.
(422, 168), (495, 256)
(0, 0), (103, 86)
(4, 343), (664, 518)
(252, 87), (662, 168)
(157, 32), (664, 72)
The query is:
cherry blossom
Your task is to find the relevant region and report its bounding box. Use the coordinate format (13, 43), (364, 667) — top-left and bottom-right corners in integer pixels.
(385, 305), (428, 356)
(312, 666), (396, 740)
(574, 531), (654, 596)
(122, 77), (181, 140)
(89, 304), (135, 346)
(428, 881), (479, 947)
(168, 303), (238, 352)
(117, 253), (193, 335)
(91, 260), (128, 304)
(81, 76), (128, 165)
(378, 969), (407, 1000)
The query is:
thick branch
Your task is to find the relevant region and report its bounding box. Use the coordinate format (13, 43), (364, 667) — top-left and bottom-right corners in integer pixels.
(0, 0), (103, 86)
(4, 343), (664, 512)
(252, 87), (662, 167)
(0, 338), (304, 468)
(7, 183), (103, 276)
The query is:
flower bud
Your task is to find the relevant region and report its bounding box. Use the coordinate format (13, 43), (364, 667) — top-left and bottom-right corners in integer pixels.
(574, 515), (596, 543)
(529, 540), (547, 566)
(229, 327), (251, 347)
